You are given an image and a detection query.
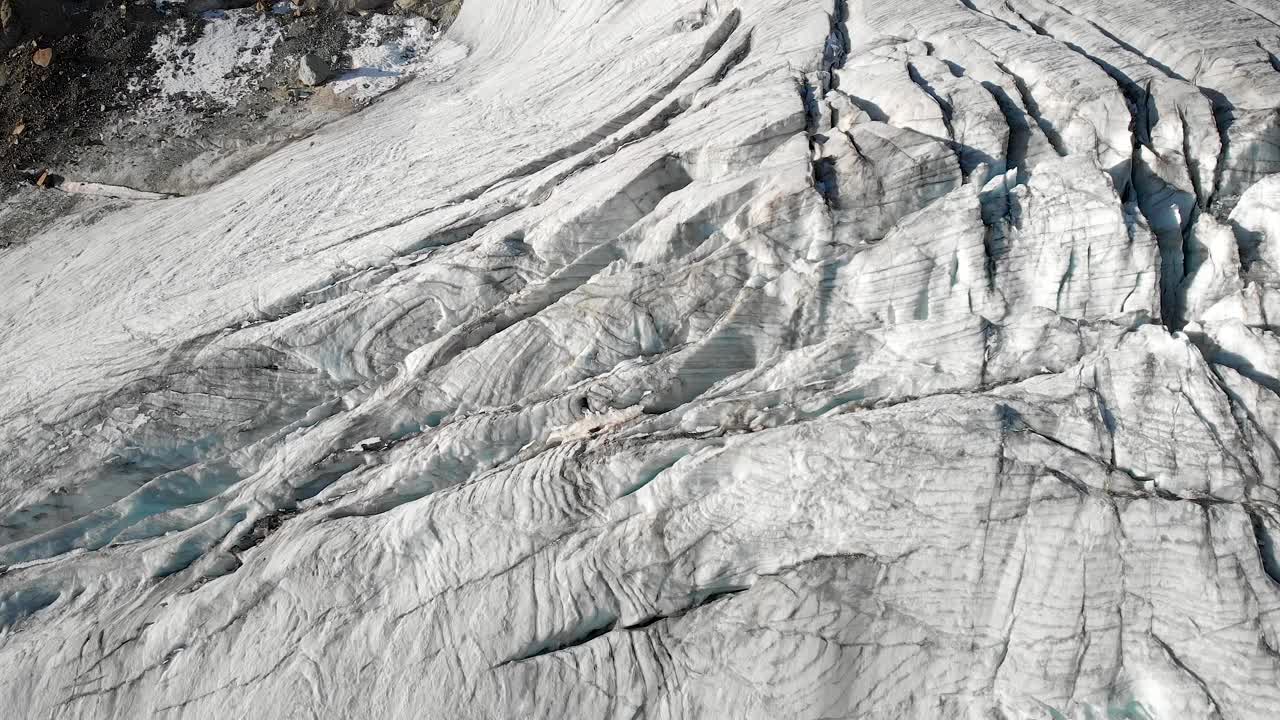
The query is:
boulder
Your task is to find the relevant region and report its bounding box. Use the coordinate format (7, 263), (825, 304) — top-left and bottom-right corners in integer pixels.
(297, 52), (330, 87)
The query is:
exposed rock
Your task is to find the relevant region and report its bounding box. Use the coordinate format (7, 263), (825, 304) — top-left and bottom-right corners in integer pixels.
(2, 1), (71, 49)
(394, 0), (461, 26)
(185, 0), (258, 12)
(303, 0), (393, 12)
(0, 0), (21, 53)
(1, 1), (1280, 719)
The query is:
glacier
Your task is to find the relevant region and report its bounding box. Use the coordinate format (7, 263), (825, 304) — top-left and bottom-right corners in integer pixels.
(2, 0), (1280, 718)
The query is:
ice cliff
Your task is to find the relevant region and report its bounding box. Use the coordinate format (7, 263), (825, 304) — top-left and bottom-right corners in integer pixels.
(3, 0), (1280, 718)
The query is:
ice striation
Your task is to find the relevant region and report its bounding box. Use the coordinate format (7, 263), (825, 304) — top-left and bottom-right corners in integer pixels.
(2, 0), (1280, 718)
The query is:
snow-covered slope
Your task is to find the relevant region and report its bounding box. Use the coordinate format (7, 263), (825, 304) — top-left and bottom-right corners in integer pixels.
(2, 0), (1280, 717)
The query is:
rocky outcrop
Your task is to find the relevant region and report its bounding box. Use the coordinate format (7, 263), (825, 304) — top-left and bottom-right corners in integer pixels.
(0, 1), (20, 53)
(394, 0), (462, 26)
(0, 0), (73, 52)
(0, 1), (1278, 719)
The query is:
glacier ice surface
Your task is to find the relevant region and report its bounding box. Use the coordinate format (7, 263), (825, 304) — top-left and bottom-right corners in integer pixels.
(2, 0), (1280, 718)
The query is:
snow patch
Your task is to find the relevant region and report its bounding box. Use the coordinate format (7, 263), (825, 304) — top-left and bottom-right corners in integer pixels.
(330, 15), (439, 101)
(145, 11), (281, 110)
